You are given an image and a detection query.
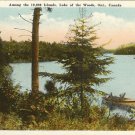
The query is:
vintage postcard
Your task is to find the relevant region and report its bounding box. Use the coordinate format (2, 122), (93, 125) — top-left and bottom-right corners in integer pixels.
(0, 1), (135, 135)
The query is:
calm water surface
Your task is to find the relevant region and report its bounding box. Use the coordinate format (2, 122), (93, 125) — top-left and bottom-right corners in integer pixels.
(10, 54), (135, 99)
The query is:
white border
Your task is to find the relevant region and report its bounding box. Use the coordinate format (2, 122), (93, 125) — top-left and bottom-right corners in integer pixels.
(0, 1), (135, 7)
(0, 0), (135, 134)
(0, 131), (135, 135)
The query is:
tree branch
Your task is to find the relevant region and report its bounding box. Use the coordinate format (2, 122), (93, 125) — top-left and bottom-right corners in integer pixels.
(14, 28), (32, 33)
(19, 35), (43, 38)
(19, 35), (32, 37)
(18, 13), (32, 24)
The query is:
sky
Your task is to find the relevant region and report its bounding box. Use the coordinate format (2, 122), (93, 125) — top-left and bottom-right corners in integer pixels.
(1, 7), (135, 49)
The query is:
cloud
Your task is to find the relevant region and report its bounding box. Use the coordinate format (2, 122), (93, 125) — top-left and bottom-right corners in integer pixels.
(39, 14), (73, 42)
(1, 13), (73, 42)
(92, 12), (135, 49)
(9, 13), (33, 22)
(1, 11), (135, 49)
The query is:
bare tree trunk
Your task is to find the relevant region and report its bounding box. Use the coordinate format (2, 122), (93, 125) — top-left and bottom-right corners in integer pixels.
(31, 8), (41, 95)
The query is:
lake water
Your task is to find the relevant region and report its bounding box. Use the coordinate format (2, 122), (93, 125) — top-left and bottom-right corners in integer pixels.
(10, 54), (135, 99)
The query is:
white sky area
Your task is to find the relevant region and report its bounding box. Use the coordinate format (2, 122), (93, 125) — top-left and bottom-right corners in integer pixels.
(1, 8), (135, 49)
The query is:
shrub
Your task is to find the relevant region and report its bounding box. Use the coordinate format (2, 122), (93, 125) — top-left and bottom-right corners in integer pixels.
(0, 112), (22, 130)
(18, 92), (54, 123)
(0, 73), (20, 113)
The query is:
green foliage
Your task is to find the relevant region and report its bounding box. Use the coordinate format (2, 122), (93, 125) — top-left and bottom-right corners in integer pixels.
(2, 40), (32, 62)
(0, 37), (20, 113)
(2, 40), (64, 62)
(0, 38), (9, 66)
(18, 90), (60, 123)
(0, 80), (20, 113)
(18, 92), (48, 123)
(114, 43), (135, 55)
(0, 37), (11, 85)
(2, 40), (113, 63)
(11, 106), (135, 130)
(40, 14), (113, 117)
(0, 103), (135, 130)
(45, 80), (57, 94)
(0, 112), (22, 130)
(107, 114), (128, 130)
(0, 38), (59, 123)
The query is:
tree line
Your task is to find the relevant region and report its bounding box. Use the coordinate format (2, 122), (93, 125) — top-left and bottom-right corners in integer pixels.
(2, 40), (64, 63)
(2, 40), (115, 63)
(114, 43), (135, 55)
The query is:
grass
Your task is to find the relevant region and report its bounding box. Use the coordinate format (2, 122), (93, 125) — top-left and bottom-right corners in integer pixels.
(1, 111), (135, 130)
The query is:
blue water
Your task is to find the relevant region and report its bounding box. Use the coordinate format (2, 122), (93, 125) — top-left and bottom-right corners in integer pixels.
(95, 55), (135, 99)
(10, 54), (135, 99)
(10, 61), (65, 93)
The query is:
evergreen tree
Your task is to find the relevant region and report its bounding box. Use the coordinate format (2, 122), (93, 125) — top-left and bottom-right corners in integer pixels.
(0, 35), (19, 113)
(41, 9), (113, 116)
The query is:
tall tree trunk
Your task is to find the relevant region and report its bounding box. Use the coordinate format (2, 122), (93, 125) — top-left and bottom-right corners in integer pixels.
(31, 8), (41, 95)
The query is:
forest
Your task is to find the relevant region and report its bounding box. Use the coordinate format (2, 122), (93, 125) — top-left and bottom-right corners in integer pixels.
(114, 43), (135, 55)
(2, 41), (135, 64)
(2, 40), (64, 62)
(0, 7), (135, 130)
(4, 41), (114, 63)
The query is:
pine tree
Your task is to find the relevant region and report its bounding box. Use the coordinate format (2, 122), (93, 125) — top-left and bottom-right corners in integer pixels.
(41, 9), (113, 116)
